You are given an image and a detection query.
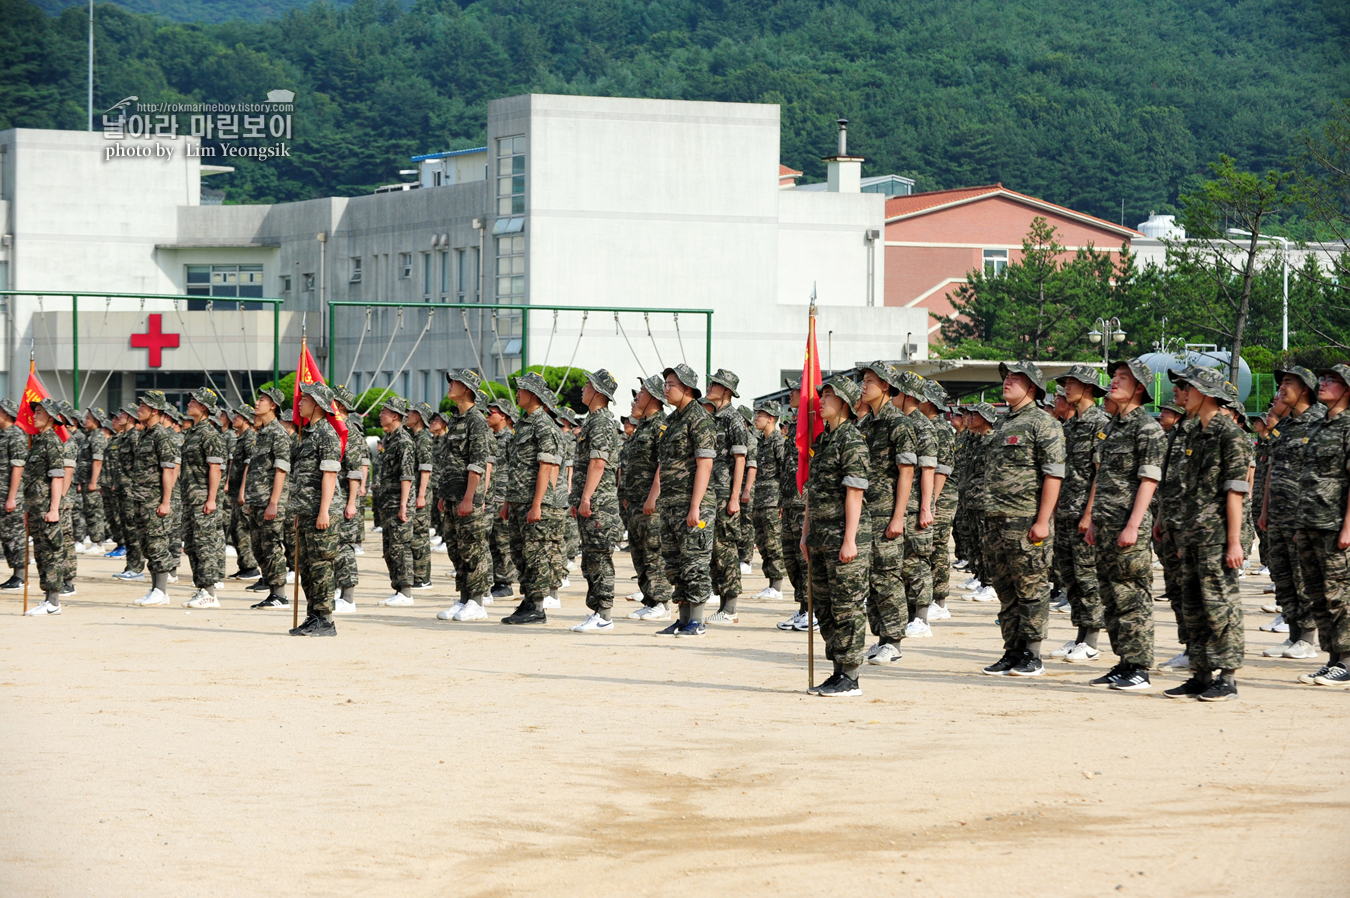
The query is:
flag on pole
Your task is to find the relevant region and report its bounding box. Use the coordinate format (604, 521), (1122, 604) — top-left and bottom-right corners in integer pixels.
(795, 300), (823, 492)
(17, 366), (69, 443)
(294, 337), (349, 454)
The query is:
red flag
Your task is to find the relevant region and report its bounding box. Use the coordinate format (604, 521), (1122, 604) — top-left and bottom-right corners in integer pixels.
(16, 368), (70, 443)
(294, 339), (348, 454)
(795, 306), (823, 492)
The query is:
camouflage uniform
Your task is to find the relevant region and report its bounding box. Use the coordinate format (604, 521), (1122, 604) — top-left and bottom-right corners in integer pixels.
(0, 417), (28, 571)
(656, 371), (718, 612)
(130, 419), (181, 576)
(78, 424), (111, 544)
(229, 423), (259, 573)
(244, 416), (294, 591)
(622, 391), (670, 608)
(1264, 401), (1325, 639)
(336, 413), (370, 595)
(560, 420), (581, 565)
(1055, 397), (1111, 630)
(708, 372), (749, 606)
(750, 407), (787, 583)
(411, 414), (435, 585)
(439, 383), (495, 604)
(926, 392), (959, 606)
(506, 401), (566, 610)
(738, 410), (758, 566)
(488, 422), (516, 588)
(1156, 414), (1194, 644)
(117, 424), (145, 571)
(805, 380), (872, 673)
(964, 424), (996, 582)
(781, 409), (809, 610)
(856, 381), (916, 645)
(1091, 401), (1165, 669)
(65, 425), (86, 543)
(180, 408), (227, 590)
(902, 397), (938, 618)
(60, 424), (78, 577)
(983, 378), (1066, 654)
(292, 407), (344, 618)
(376, 415), (417, 592)
(571, 372), (624, 617)
(103, 425), (124, 548)
(25, 426), (70, 594)
(167, 421), (186, 569)
(1294, 379), (1350, 659)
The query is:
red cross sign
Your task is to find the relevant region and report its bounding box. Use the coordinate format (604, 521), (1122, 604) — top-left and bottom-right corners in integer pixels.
(130, 314), (180, 368)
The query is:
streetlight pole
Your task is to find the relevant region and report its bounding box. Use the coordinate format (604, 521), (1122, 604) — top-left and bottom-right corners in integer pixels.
(1087, 316), (1126, 369)
(1228, 228), (1289, 351)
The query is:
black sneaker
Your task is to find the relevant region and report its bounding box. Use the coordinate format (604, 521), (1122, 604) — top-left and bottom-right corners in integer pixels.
(1298, 664), (1332, 685)
(809, 672), (841, 695)
(298, 616), (336, 637)
(245, 580), (272, 593)
(674, 620), (706, 638)
(1089, 664), (1127, 688)
(1008, 652), (1044, 677)
(251, 595), (289, 609)
(816, 673), (861, 697)
(1198, 677), (1238, 702)
(60, 582), (77, 597)
(653, 621), (681, 637)
(502, 604), (546, 625)
(982, 652), (1017, 676)
(1163, 674), (1212, 699)
(1313, 663), (1349, 686)
(0, 574), (24, 590)
(289, 615), (317, 636)
(232, 567), (262, 581)
(491, 583), (514, 598)
(1110, 665), (1152, 691)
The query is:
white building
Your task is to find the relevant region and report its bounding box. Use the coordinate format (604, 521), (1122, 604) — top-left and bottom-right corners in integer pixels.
(0, 94), (928, 410)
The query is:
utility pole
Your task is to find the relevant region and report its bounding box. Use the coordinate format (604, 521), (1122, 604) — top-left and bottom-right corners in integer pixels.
(87, 0), (94, 131)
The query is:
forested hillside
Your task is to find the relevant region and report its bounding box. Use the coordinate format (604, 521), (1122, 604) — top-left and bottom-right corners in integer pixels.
(3, 0), (1346, 217)
(33, 0), (348, 25)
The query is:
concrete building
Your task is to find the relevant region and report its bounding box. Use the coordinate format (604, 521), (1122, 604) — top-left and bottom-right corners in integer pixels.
(0, 93), (929, 410)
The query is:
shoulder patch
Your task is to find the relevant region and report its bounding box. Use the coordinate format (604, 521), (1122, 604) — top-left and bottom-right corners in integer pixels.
(1097, 431), (1106, 440)
(1271, 429), (1280, 437)
(1005, 436), (1019, 445)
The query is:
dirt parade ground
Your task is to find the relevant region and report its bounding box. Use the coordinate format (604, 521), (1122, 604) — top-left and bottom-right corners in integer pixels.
(2, 533), (1347, 898)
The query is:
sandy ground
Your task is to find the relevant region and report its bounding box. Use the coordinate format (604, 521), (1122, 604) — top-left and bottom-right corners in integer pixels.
(1, 531), (1347, 898)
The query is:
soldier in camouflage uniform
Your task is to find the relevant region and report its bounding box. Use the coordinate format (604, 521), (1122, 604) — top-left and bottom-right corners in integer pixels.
(1049, 364), (1110, 662)
(703, 368), (749, 619)
(227, 405), (261, 580)
(803, 376), (872, 697)
(1224, 396), (1257, 561)
(486, 398), (518, 597)
(1079, 359), (1165, 691)
(0, 399), (28, 590)
(749, 399), (787, 600)
(855, 361), (916, 665)
(21, 398), (69, 615)
(178, 388), (227, 608)
(241, 388), (292, 608)
(962, 403), (997, 594)
(100, 409), (125, 554)
(921, 382), (959, 620)
(1152, 399), (1190, 670)
(56, 404), (79, 593)
(113, 407), (147, 578)
(980, 361), (1065, 677)
(283, 382), (344, 636)
(1258, 365), (1324, 659)
(331, 388), (368, 612)
(500, 373), (565, 625)
(434, 370), (495, 623)
(624, 375), (672, 620)
(1164, 366), (1250, 701)
(567, 369), (623, 632)
(77, 408), (111, 550)
(736, 405), (758, 571)
(374, 396), (418, 606)
(127, 391), (182, 606)
(1292, 364), (1350, 686)
(163, 405), (187, 575)
(405, 403), (436, 589)
(778, 381), (810, 628)
(893, 372), (937, 631)
(652, 363), (717, 637)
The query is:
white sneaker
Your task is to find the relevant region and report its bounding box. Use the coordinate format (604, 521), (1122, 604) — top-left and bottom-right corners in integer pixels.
(1283, 640), (1317, 660)
(285, 571), (295, 585)
(904, 618), (932, 638)
(432, 543), (448, 553)
(73, 542), (85, 555)
(437, 602), (467, 620)
(1064, 643), (1100, 663)
(792, 614), (819, 632)
(1263, 639), (1294, 658)
(380, 593), (414, 607)
(627, 591), (644, 602)
(214, 581), (225, 590)
(481, 594), (494, 605)
(707, 610), (739, 623)
(454, 600), (488, 622)
(542, 595), (561, 609)
(1260, 602), (1281, 614)
(971, 586), (997, 602)
(353, 545), (365, 555)
(1158, 651), (1190, 670)
(754, 586), (783, 600)
(572, 613), (614, 633)
(225, 545), (238, 558)
(953, 559), (969, 570)
(1260, 614), (1289, 633)
(928, 603), (951, 621)
(1049, 639), (1079, 660)
(139, 588), (170, 606)
(961, 576), (982, 591)
(372, 526), (382, 534)
(24, 599), (61, 615)
(778, 611), (804, 631)
(566, 560), (576, 572)
(430, 535), (444, 546)
(184, 590), (219, 609)
(166, 573), (179, 584)
(334, 598), (357, 614)
(739, 562), (752, 575)
(868, 643), (902, 665)
(629, 604), (670, 620)
(559, 578), (571, 590)
(1257, 565), (1270, 576)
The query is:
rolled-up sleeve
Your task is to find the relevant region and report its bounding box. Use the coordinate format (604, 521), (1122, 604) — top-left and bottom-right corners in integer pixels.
(842, 475), (869, 490)
(537, 452), (560, 465)
(1138, 464), (1162, 481)
(695, 449), (716, 459)
(936, 463), (953, 476)
(897, 451), (917, 466)
(1223, 479), (1250, 493)
(917, 455), (937, 468)
(206, 456), (225, 465)
(46, 467), (65, 478)
(274, 458), (291, 473)
(11, 458), (24, 467)
(319, 460), (342, 473)
(1042, 463), (1065, 478)
(159, 460), (176, 469)
(731, 444), (748, 456)
(589, 450), (608, 460)
(418, 463), (433, 472)
(466, 462), (486, 475)
(346, 468), (363, 480)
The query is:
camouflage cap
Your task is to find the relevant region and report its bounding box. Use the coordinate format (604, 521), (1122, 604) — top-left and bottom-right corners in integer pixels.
(1167, 364), (1202, 385)
(0, 398), (17, 418)
(30, 396), (63, 420)
(332, 384), (357, 411)
(298, 381), (335, 411)
(138, 390), (172, 413)
(347, 411), (365, 429)
(487, 397), (518, 423)
(539, 387), (563, 416)
(1172, 365), (1228, 400)
(972, 402), (998, 424)
(1316, 364), (1350, 390)
(56, 400), (78, 426)
(753, 398), (780, 418)
(515, 371), (551, 402)
(256, 386), (285, 410)
(409, 401), (435, 424)
(922, 380), (950, 412)
(998, 360), (1048, 398)
(785, 376), (801, 391)
(635, 374), (668, 406)
(380, 395), (408, 418)
(663, 363), (702, 399)
(430, 410), (451, 426)
(446, 368), (482, 394)
(818, 374), (862, 409)
(190, 386), (220, 410)
(585, 368), (618, 401)
(897, 370), (927, 401)
(95, 408), (116, 430)
(1273, 364), (1318, 396)
(737, 404), (754, 424)
(708, 368), (740, 398)
(1055, 362), (1107, 396)
(1054, 384), (1067, 399)
(861, 360), (902, 392)
(234, 403), (256, 419)
(120, 405), (139, 418)
(281, 409), (295, 424)
(1161, 402), (1185, 416)
(1109, 357), (1156, 403)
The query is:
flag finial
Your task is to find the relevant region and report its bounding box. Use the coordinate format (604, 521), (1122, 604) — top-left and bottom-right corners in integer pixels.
(809, 282), (817, 316)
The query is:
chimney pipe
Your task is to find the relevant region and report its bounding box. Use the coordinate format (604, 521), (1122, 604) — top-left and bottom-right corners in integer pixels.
(837, 118), (848, 156)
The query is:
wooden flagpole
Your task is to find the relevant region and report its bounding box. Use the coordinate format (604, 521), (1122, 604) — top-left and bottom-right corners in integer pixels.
(293, 333), (305, 630)
(804, 300), (816, 688)
(22, 356), (34, 614)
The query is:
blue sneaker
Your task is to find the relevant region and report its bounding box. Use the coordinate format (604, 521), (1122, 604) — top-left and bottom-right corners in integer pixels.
(106, 546), (126, 558)
(113, 570), (144, 581)
(653, 622), (681, 637)
(675, 620), (706, 638)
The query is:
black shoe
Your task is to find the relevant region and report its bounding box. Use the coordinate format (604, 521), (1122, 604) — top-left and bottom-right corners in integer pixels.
(1110, 665), (1152, 691)
(816, 673), (861, 697)
(653, 621), (681, 637)
(982, 652), (1017, 676)
(251, 595), (289, 609)
(232, 567), (262, 580)
(1163, 674), (1212, 699)
(59, 582), (77, 597)
(1089, 664), (1127, 688)
(1198, 676), (1238, 702)
(491, 583), (513, 598)
(290, 614), (317, 636)
(809, 672), (841, 695)
(502, 603), (546, 625)
(1008, 651), (1044, 677)
(0, 574), (24, 591)
(245, 580), (271, 593)
(298, 616), (336, 637)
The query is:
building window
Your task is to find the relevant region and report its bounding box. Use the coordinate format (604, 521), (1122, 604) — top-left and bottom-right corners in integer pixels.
(496, 136), (526, 217)
(350, 257), (363, 283)
(421, 370), (432, 404)
(303, 272), (315, 292)
(983, 249), (1008, 276)
(455, 248), (467, 302)
(350, 372), (362, 394)
(470, 247), (480, 302)
(440, 251), (450, 299)
(399, 371), (410, 398)
(399, 253), (412, 279)
(185, 264), (264, 310)
(496, 235), (525, 304)
(281, 275), (292, 294)
(422, 253), (432, 299)
(433, 170), (443, 187)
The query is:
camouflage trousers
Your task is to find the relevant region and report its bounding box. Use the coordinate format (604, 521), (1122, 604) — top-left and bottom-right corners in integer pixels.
(1266, 523), (1311, 634)
(170, 489), (184, 566)
(244, 504), (289, 589)
(1095, 519), (1155, 668)
(508, 504), (565, 608)
(1180, 543), (1244, 671)
(31, 513), (71, 593)
(63, 500), (76, 575)
(70, 492), (86, 544)
(985, 516), (1053, 651)
(379, 502), (414, 591)
(298, 511), (340, 617)
(781, 504), (806, 607)
(1055, 515), (1104, 629)
(564, 510), (581, 560)
(1296, 528), (1350, 655)
(412, 501), (431, 585)
(132, 500), (177, 575)
(334, 505), (363, 593)
(81, 486), (107, 544)
(628, 509), (670, 606)
(865, 513), (907, 642)
(230, 498), (258, 571)
(106, 485), (123, 546)
(953, 505), (972, 569)
(490, 512), (516, 587)
(578, 503), (623, 614)
(182, 494), (226, 589)
(927, 509), (955, 603)
(807, 543), (871, 670)
(751, 505), (786, 580)
(902, 512), (935, 617)
(1155, 528), (1187, 645)
(710, 501), (743, 600)
(658, 500), (715, 605)
(446, 505), (492, 602)
(0, 501), (25, 570)
(738, 502), (754, 565)
(120, 488), (145, 573)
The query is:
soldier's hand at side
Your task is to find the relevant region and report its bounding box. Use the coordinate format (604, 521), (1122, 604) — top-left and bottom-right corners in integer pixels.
(398, 506), (408, 523)
(415, 495), (426, 510)
(799, 536), (807, 557)
(317, 509), (330, 531)
(500, 502), (509, 521)
(1078, 514), (1091, 536)
(457, 497), (473, 518)
(885, 517), (904, 539)
(579, 497), (592, 518)
(1225, 542), (1244, 570)
(345, 502), (356, 520)
(740, 490), (750, 506)
(3, 499), (13, 514)
(1339, 524), (1350, 551)
(686, 508), (701, 528)
(1117, 525), (1138, 548)
(1257, 511), (1268, 532)
(264, 503), (278, 521)
(203, 499), (216, 516)
(727, 497), (740, 516)
(643, 497), (655, 516)
(45, 509), (59, 523)
(158, 501), (171, 518)
(918, 506), (934, 529)
(526, 504), (541, 524)
(1027, 519), (1050, 544)
(1084, 524), (1095, 547)
(437, 498), (446, 514)
(839, 538), (858, 564)
(1151, 521), (1162, 541)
